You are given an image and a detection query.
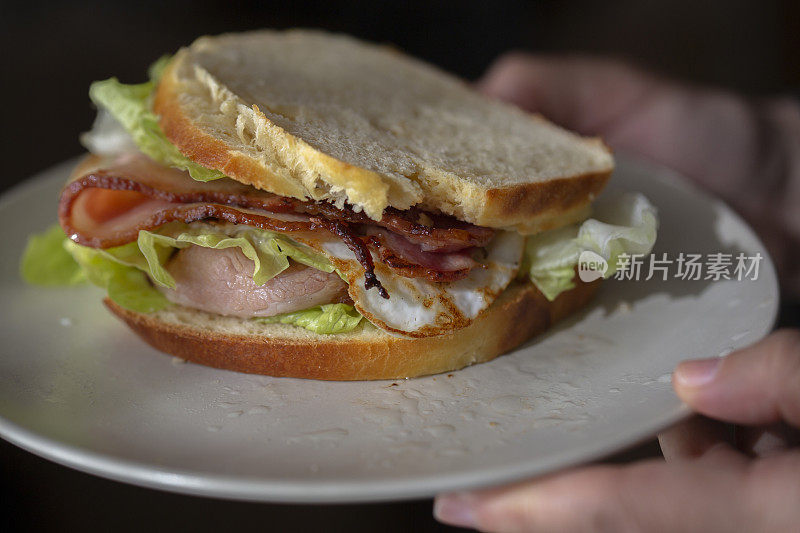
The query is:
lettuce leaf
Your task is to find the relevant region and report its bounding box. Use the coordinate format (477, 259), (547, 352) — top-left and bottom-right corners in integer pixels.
(86, 58), (225, 182)
(79, 108), (139, 157)
(575, 193), (659, 277)
(253, 303), (363, 334)
(67, 226), (356, 332)
(147, 55), (172, 81)
(64, 240), (170, 313)
(524, 193), (658, 300)
(523, 225), (583, 301)
(21, 223), (359, 332)
(20, 224), (85, 286)
(129, 225), (335, 289)
(19, 224), (165, 312)
(64, 224), (338, 317)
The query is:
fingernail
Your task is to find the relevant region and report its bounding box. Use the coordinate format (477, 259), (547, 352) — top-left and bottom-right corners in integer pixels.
(675, 357), (722, 387)
(434, 493), (478, 528)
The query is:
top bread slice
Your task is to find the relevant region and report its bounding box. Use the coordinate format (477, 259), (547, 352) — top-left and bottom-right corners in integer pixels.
(154, 29), (613, 233)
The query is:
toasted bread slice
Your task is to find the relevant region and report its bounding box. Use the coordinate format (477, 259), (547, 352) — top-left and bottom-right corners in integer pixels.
(154, 30), (612, 233)
(105, 279), (599, 381)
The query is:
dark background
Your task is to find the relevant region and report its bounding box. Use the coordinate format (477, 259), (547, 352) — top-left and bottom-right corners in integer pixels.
(3, 0), (800, 193)
(2, 1), (799, 531)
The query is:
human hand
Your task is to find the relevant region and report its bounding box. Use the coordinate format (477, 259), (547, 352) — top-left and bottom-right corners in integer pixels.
(434, 330), (800, 532)
(477, 54), (781, 199)
(476, 54), (800, 294)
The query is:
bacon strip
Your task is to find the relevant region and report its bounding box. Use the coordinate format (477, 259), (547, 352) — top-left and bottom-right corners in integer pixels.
(59, 154), (496, 296)
(309, 217), (388, 299)
(366, 229), (477, 282)
(61, 177), (391, 298)
(378, 208), (495, 252)
(293, 201), (494, 252)
(61, 174), (312, 248)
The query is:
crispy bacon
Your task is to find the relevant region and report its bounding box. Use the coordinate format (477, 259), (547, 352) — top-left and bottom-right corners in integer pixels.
(62, 176), (311, 248)
(293, 201), (494, 253)
(59, 154), (495, 297)
(61, 154), (495, 249)
(61, 177), (391, 298)
(378, 208), (495, 252)
(309, 216), (388, 299)
(366, 229), (476, 282)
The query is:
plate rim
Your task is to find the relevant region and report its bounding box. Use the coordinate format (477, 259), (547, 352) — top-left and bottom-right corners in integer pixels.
(0, 153), (779, 502)
(0, 402), (693, 503)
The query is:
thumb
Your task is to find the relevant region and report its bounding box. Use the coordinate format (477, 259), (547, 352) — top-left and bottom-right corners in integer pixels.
(434, 459), (754, 533)
(674, 329), (800, 427)
(477, 54), (659, 136)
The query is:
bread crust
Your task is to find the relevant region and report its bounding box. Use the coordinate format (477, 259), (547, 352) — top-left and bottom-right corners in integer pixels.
(478, 170), (609, 233)
(104, 280), (600, 381)
(153, 32), (612, 233)
(154, 78), (609, 232)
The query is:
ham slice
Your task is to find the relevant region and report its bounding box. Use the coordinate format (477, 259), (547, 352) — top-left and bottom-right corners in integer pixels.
(161, 246), (349, 318)
(59, 153), (496, 295)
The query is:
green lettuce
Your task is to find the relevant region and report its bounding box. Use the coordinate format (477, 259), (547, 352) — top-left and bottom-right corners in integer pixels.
(20, 224), (85, 286)
(129, 225), (335, 289)
(78, 224), (334, 297)
(20, 223), (357, 333)
(523, 225), (584, 301)
(64, 240), (170, 313)
(254, 303), (363, 334)
(524, 193), (658, 300)
(87, 58), (225, 182)
(77, 238), (174, 311)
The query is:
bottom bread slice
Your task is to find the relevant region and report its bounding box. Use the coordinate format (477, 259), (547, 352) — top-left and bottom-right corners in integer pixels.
(105, 280), (600, 381)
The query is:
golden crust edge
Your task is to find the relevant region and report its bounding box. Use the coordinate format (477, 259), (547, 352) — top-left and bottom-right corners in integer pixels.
(153, 54), (398, 219)
(153, 52), (612, 233)
(104, 279), (600, 381)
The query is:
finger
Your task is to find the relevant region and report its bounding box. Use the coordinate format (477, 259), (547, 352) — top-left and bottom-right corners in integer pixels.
(658, 415), (739, 463)
(476, 54), (762, 201)
(743, 451), (800, 532)
(736, 423), (800, 457)
(435, 459), (754, 533)
(674, 329), (800, 428)
(477, 53), (660, 135)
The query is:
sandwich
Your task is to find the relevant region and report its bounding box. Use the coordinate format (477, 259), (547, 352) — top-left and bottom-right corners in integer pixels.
(21, 30), (657, 380)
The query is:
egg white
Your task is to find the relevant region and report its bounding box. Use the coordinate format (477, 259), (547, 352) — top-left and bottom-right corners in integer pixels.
(295, 230), (524, 337)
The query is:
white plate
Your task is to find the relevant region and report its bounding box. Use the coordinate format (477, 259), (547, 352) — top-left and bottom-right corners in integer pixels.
(0, 155), (778, 503)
